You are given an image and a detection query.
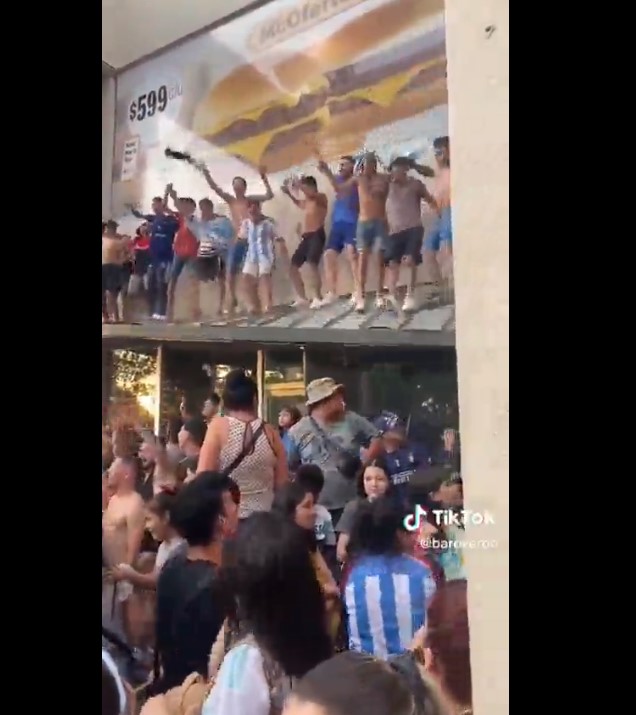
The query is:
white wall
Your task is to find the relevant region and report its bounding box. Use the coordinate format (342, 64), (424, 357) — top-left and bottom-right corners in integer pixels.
(102, 76), (116, 218)
(445, 0), (509, 714)
(102, 0), (265, 69)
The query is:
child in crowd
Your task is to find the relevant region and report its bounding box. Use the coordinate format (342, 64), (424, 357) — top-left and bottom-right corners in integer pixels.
(336, 456), (394, 564)
(295, 464), (336, 554)
(112, 488), (184, 589)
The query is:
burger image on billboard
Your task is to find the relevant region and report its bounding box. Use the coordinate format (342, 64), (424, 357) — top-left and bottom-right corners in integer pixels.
(191, 0), (446, 171)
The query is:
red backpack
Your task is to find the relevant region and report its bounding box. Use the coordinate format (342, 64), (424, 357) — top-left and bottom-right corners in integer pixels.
(173, 218), (198, 259)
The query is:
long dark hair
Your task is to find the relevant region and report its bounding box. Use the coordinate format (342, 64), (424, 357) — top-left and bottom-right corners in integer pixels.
(271, 482), (318, 552)
(348, 496), (407, 558)
(355, 455), (393, 498)
(221, 512), (332, 677)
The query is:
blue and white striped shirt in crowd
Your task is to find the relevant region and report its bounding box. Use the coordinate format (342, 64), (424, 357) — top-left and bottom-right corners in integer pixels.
(344, 554), (436, 659)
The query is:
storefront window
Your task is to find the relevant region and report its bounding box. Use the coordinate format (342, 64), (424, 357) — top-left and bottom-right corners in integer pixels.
(263, 349), (305, 423)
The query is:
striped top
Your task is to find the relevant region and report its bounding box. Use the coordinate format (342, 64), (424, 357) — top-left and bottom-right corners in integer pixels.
(344, 554), (436, 659)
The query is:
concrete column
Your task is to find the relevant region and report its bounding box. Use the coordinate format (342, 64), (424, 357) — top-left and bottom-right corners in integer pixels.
(154, 345), (165, 435)
(256, 349), (265, 419)
(445, 1), (509, 714)
(102, 76), (116, 219)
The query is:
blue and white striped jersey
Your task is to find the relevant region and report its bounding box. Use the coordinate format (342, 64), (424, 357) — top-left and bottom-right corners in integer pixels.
(344, 554), (436, 659)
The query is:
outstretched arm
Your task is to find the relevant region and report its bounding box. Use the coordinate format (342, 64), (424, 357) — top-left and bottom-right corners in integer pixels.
(410, 160), (436, 178)
(418, 182), (440, 215)
(317, 160), (356, 194)
(197, 163), (234, 204)
(281, 182), (305, 209)
(249, 167), (274, 202)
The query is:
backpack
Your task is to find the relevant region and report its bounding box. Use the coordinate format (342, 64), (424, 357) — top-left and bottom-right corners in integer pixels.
(140, 625), (290, 715)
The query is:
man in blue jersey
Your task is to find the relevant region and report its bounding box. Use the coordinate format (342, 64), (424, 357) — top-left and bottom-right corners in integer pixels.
(372, 412), (431, 506)
(130, 192), (179, 320)
(318, 156), (359, 307)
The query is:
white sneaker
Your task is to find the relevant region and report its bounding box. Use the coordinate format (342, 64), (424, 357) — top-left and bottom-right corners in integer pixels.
(310, 297), (323, 310)
(151, 313), (160, 320)
(156, 314), (167, 321)
(321, 292), (338, 306)
(354, 296), (365, 313)
(291, 298), (310, 309)
(402, 294), (417, 312)
(375, 295), (386, 310)
(386, 294), (401, 312)
(350, 295), (358, 306)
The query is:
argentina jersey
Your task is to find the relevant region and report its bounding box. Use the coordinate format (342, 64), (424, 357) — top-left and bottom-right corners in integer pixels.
(344, 554), (436, 659)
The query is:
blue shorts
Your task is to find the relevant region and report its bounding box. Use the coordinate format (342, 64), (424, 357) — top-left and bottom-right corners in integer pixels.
(227, 240), (247, 276)
(425, 207), (453, 251)
(356, 219), (388, 252)
(326, 221), (357, 253)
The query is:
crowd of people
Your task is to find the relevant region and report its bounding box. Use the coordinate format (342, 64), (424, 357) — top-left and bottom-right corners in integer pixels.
(101, 139), (452, 324)
(102, 368), (468, 715)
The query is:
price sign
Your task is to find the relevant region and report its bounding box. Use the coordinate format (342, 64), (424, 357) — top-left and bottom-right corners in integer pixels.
(126, 74), (183, 144)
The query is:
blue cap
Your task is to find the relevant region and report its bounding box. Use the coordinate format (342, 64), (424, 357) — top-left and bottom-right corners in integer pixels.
(372, 411), (405, 435)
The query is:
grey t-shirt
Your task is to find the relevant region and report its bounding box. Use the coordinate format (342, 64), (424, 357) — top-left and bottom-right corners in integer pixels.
(288, 411), (379, 509)
(335, 498), (364, 534)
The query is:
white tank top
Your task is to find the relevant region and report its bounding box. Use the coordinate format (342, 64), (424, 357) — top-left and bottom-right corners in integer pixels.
(219, 417), (276, 518)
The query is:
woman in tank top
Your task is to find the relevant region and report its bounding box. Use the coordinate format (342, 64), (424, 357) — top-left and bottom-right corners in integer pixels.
(197, 369), (288, 518)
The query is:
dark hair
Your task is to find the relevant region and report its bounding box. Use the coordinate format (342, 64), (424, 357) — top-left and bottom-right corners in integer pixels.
(291, 651), (415, 715)
(180, 197), (196, 206)
(180, 394), (199, 418)
(340, 155), (355, 164)
(105, 219), (118, 232)
(182, 417), (207, 448)
(206, 392), (221, 407)
(195, 470), (241, 507)
(148, 488), (178, 517)
(271, 482), (318, 551)
(280, 404), (302, 427)
(390, 156), (411, 169)
(408, 466), (455, 501)
(355, 456), (393, 498)
(349, 497), (407, 557)
(232, 176), (247, 188)
(170, 477), (225, 546)
(427, 580), (472, 707)
(199, 198), (213, 207)
(152, 196), (164, 203)
(222, 368), (257, 412)
(296, 464), (325, 499)
(222, 512), (332, 677)
(102, 657), (123, 715)
(301, 175), (318, 190)
(433, 136), (449, 149)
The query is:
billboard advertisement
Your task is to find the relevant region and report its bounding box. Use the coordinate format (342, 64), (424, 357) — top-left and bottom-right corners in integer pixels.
(111, 0), (454, 333)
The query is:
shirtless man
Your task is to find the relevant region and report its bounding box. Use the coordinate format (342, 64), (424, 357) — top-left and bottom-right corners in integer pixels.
(197, 163), (274, 314)
(384, 157), (438, 313)
(318, 152), (389, 313)
(282, 175), (328, 308)
(102, 220), (127, 323)
(411, 136), (453, 296)
(102, 456), (146, 643)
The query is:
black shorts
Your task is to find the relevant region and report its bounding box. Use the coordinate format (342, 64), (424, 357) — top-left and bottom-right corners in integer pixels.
(133, 250), (151, 276)
(291, 227), (326, 267)
(383, 226), (424, 265)
(193, 255), (226, 282)
(102, 264), (124, 294)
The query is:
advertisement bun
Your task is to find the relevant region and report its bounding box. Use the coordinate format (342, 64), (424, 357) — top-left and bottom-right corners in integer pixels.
(193, 0), (444, 138)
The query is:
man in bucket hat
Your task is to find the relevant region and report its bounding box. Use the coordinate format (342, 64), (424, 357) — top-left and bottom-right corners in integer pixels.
(287, 377), (383, 528)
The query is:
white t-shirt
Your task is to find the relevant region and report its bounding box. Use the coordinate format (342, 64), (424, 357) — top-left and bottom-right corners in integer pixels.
(155, 537), (185, 572)
(314, 504), (336, 546)
(201, 644), (271, 715)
